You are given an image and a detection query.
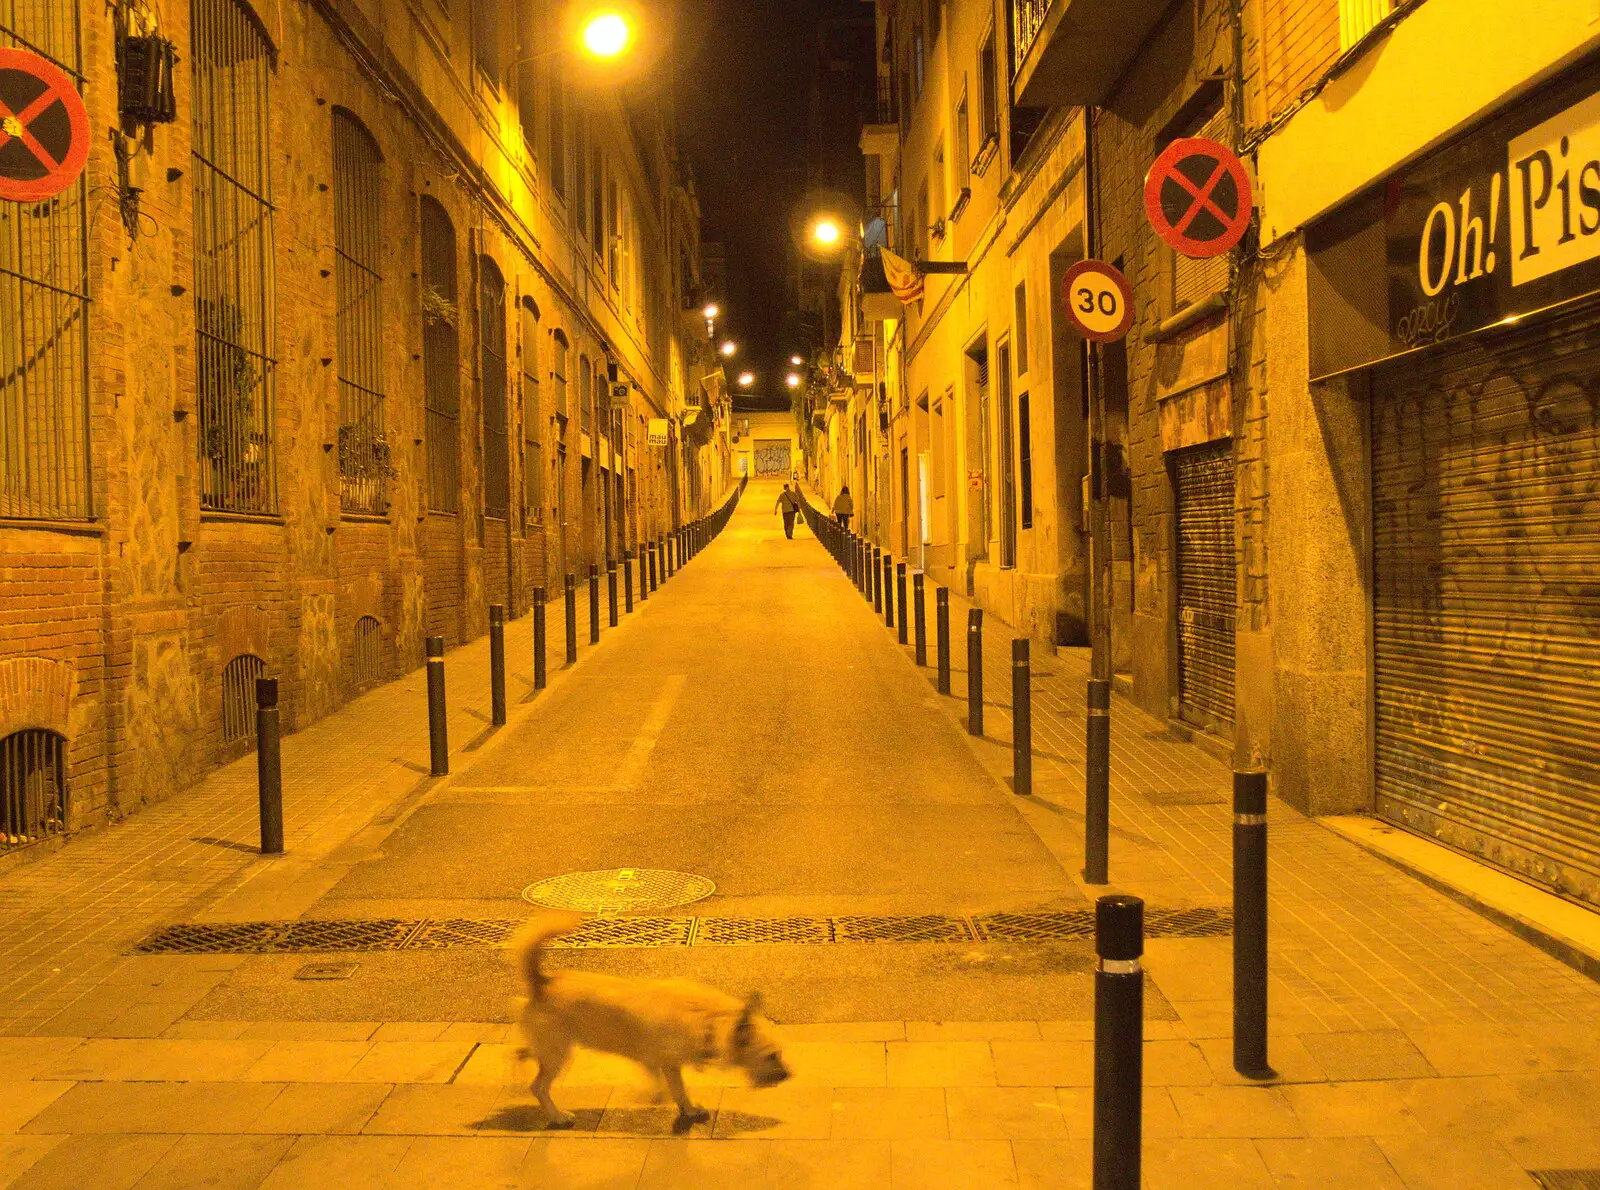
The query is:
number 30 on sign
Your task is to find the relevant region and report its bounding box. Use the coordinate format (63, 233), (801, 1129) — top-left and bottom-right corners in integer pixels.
(1061, 259), (1134, 344)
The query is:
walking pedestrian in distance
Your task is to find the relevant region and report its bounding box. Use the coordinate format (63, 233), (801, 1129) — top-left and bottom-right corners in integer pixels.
(775, 484), (800, 539)
(833, 485), (854, 532)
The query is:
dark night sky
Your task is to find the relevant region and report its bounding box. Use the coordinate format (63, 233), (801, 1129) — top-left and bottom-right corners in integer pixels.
(675, 0), (865, 396)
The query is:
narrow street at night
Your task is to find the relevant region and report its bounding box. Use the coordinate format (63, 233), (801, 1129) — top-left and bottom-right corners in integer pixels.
(6, 0), (1600, 1185)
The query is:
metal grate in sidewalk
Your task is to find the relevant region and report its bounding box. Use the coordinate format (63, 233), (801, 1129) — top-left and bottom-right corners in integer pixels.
(132, 908), (1232, 954)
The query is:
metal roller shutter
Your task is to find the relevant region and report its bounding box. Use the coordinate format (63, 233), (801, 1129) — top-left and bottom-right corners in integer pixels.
(1174, 441), (1236, 731)
(1371, 301), (1600, 908)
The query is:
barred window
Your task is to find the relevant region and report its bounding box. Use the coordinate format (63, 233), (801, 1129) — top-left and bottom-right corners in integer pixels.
(520, 298), (542, 525)
(420, 196), (459, 513)
(1, 728), (66, 849)
(1, 0), (91, 520)
(577, 354), (592, 436)
(221, 653), (266, 744)
(332, 111), (386, 514)
(192, 0), (277, 513)
(548, 65), (566, 198)
(551, 329), (568, 420)
(353, 615), (381, 687)
(479, 257), (509, 518)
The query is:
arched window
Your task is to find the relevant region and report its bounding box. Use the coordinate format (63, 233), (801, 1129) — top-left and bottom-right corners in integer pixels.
(1, 728), (67, 849)
(222, 654), (267, 745)
(551, 330), (569, 421)
(578, 354), (592, 435)
(353, 616), (382, 688)
(192, 0), (277, 513)
(479, 258), (509, 518)
(520, 298), (542, 526)
(332, 110), (387, 514)
(420, 196), (459, 513)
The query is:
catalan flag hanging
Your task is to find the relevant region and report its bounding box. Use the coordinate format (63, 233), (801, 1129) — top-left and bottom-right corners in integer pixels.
(880, 247), (925, 304)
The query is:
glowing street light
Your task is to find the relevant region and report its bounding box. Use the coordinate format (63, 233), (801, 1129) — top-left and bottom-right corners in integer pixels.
(785, 373), (801, 389)
(737, 372), (755, 387)
(702, 303), (720, 320)
(790, 354), (804, 367)
(581, 11), (634, 60)
(719, 341), (738, 358)
(810, 217), (842, 247)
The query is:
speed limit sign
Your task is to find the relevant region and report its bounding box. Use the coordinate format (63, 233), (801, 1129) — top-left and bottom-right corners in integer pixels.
(1061, 259), (1134, 343)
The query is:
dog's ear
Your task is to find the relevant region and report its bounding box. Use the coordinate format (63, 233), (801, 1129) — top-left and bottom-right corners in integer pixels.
(741, 992), (764, 1019)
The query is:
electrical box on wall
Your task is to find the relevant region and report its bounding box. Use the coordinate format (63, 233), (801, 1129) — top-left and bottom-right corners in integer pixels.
(118, 35), (178, 127)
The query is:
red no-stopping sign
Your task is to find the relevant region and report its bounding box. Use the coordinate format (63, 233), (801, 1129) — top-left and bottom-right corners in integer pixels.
(0, 47), (90, 202)
(1144, 136), (1253, 259)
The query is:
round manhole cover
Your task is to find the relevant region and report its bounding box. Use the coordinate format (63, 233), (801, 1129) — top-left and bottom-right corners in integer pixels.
(522, 868), (716, 914)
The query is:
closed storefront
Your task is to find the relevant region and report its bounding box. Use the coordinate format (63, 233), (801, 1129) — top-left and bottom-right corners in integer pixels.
(1173, 441), (1236, 732)
(1308, 56), (1600, 906)
(1371, 302), (1600, 908)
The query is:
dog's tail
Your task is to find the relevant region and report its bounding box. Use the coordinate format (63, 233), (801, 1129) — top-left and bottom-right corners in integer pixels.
(508, 911), (583, 998)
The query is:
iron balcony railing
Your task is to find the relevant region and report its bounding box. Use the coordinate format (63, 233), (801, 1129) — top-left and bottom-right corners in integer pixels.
(1013, 0), (1051, 76)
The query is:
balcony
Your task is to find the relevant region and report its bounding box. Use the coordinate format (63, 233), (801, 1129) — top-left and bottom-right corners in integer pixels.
(1011, 0), (1171, 108)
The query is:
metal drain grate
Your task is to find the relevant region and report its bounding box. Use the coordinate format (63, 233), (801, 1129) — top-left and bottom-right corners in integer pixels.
(693, 917), (833, 945)
(294, 962), (357, 981)
(1145, 907), (1232, 937)
(973, 912), (1097, 941)
(523, 869), (716, 914)
(407, 919), (519, 949)
(549, 917), (696, 948)
(835, 915), (974, 943)
(132, 908), (1233, 954)
(1533, 1175), (1600, 1190)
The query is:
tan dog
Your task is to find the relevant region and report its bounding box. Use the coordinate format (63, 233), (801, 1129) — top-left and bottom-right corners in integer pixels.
(508, 912), (790, 1131)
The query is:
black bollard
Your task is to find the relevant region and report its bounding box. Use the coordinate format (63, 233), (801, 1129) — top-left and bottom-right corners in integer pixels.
(967, 608), (984, 736)
(533, 588), (547, 691)
(884, 553), (895, 630)
(588, 564), (601, 644)
(1234, 769), (1274, 1079)
(624, 553), (635, 614)
(1093, 895), (1143, 1190)
(564, 575), (578, 665)
(913, 572), (927, 666)
(489, 605), (507, 727)
(256, 677), (284, 854)
(665, 534), (674, 578)
(1012, 639), (1031, 796)
(936, 588), (951, 695)
(896, 563), (908, 645)
(608, 564), (619, 628)
(1085, 679), (1111, 884)
(871, 547), (882, 613)
(426, 636), (449, 777)
(647, 542), (657, 595)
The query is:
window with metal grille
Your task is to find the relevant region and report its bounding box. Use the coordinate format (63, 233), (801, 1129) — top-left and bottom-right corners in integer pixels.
(520, 298), (541, 525)
(1018, 390), (1032, 529)
(551, 329), (569, 420)
(333, 110), (387, 514)
(1170, 105), (1232, 313)
(353, 616), (381, 687)
(590, 146), (604, 262)
(1, 0), (91, 521)
(420, 196), (460, 513)
(954, 84), (970, 195)
(221, 653), (266, 745)
(479, 257), (509, 518)
(548, 67), (566, 198)
(192, 0), (277, 513)
(1014, 282), (1028, 375)
(1, 728), (66, 849)
(578, 354), (592, 435)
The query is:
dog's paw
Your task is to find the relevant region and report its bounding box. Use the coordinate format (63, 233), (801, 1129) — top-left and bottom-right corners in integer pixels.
(672, 1106), (711, 1133)
(544, 1112), (578, 1130)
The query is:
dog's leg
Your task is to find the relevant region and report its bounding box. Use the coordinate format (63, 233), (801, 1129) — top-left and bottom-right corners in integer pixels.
(661, 1065), (710, 1133)
(531, 1036), (576, 1129)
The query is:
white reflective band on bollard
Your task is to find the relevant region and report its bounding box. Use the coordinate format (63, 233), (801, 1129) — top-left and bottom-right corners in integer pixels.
(1097, 957), (1141, 975)
(1235, 813), (1267, 826)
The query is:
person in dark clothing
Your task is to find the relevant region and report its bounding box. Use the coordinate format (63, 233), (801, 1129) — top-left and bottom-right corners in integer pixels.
(833, 485), (854, 531)
(775, 484), (800, 539)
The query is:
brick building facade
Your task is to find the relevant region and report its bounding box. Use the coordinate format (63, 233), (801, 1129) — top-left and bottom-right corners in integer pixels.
(1, 0), (732, 861)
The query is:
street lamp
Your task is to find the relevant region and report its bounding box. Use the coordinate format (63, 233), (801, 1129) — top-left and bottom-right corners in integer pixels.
(785, 373), (801, 389)
(702, 303), (720, 320)
(810, 217), (843, 248)
(580, 11), (634, 60)
(737, 372), (755, 387)
(790, 354), (804, 367)
(720, 341), (738, 358)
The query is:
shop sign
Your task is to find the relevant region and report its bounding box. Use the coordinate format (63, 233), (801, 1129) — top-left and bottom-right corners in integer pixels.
(647, 418), (669, 447)
(1307, 57), (1600, 378)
